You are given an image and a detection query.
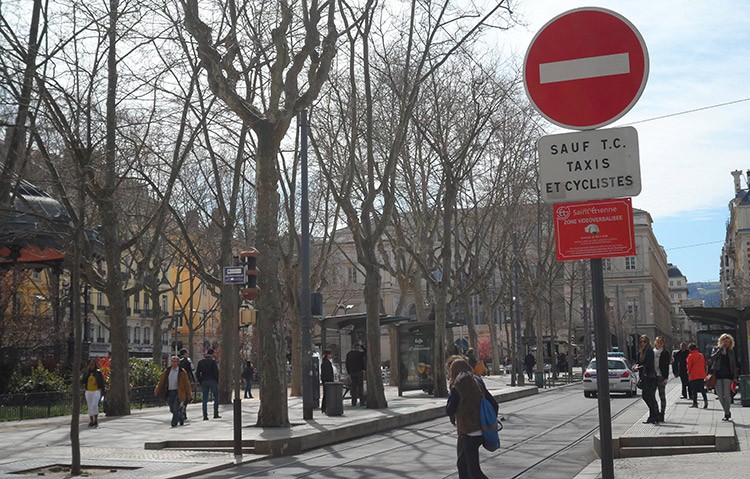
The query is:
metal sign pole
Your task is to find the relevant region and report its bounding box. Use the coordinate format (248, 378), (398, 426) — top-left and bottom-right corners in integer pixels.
(591, 258), (614, 479)
(300, 110), (314, 420)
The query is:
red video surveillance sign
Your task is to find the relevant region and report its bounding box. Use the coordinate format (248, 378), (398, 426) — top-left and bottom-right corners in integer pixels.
(554, 197), (635, 261)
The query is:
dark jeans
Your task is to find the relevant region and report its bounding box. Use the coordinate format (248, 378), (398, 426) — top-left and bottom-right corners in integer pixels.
(201, 379), (219, 417)
(321, 382), (329, 412)
(640, 377), (659, 420)
(656, 377), (667, 413)
(244, 381), (253, 398)
(456, 434), (487, 479)
(525, 367), (533, 380)
(349, 372), (365, 406)
(679, 372), (691, 397)
(166, 390), (182, 427)
(689, 378), (708, 404)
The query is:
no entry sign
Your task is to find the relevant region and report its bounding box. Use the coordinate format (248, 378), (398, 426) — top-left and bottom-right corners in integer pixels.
(554, 198), (635, 261)
(524, 8), (649, 130)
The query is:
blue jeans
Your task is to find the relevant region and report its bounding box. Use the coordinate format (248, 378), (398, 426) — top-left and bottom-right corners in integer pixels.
(201, 379), (219, 418)
(166, 390), (181, 426)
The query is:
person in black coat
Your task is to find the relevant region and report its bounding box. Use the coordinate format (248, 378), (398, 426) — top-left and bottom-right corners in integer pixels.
(636, 335), (660, 424)
(346, 342), (366, 406)
(654, 337), (671, 422)
(320, 349), (334, 414)
(672, 342), (690, 399)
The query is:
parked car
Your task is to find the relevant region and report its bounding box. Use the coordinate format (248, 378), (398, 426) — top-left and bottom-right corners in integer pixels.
(582, 357), (638, 398)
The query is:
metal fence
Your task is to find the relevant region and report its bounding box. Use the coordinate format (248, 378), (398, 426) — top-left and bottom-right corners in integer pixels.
(0, 386), (164, 422)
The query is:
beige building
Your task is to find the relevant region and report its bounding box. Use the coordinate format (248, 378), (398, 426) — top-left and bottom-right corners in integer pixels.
(721, 170), (750, 306)
(667, 263), (700, 343)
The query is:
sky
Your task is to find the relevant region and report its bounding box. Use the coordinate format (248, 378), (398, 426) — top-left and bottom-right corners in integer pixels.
(498, 1), (750, 283)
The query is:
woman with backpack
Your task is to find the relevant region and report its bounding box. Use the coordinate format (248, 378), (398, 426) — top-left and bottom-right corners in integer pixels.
(445, 358), (498, 479)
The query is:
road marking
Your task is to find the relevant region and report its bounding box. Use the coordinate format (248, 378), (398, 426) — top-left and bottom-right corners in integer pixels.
(539, 53), (630, 84)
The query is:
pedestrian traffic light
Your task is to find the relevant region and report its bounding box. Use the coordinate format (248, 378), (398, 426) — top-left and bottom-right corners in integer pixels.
(240, 248), (259, 301)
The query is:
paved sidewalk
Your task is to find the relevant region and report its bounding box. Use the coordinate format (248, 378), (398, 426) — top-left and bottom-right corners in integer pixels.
(0, 375), (537, 479)
(576, 381), (750, 479)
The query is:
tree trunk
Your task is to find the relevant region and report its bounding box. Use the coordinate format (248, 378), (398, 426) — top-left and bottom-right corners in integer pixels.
(363, 260), (387, 408)
(255, 126), (289, 426)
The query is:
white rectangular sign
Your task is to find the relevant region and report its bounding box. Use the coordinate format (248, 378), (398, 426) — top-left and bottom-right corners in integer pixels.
(537, 126), (641, 203)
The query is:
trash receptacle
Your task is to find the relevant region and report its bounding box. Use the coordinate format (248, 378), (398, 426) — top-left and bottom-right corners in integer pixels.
(534, 371), (544, 388)
(324, 382), (344, 416)
(739, 375), (750, 407)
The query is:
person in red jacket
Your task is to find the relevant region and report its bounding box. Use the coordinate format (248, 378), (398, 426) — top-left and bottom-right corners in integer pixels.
(686, 343), (708, 408)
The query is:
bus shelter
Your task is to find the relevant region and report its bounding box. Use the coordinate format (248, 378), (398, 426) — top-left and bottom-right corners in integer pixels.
(682, 307), (750, 376)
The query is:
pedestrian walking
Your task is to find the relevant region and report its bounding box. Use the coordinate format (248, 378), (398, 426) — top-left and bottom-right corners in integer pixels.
(345, 342), (366, 407)
(445, 358), (498, 479)
(320, 349), (334, 414)
(154, 355), (192, 427)
(653, 336), (671, 422)
(672, 342), (691, 399)
(242, 360), (255, 399)
(635, 335), (660, 424)
(196, 348), (221, 420)
(179, 349), (195, 422)
(81, 359), (105, 428)
(524, 352), (536, 381)
(686, 342), (709, 409)
(710, 333), (738, 421)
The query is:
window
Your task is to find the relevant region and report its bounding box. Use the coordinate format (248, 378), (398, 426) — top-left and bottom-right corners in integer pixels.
(603, 258), (612, 271)
(347, 266), (357, 283)
(161, 295), (167, 312)
(625, 256), (636, 270)
(144, 327), (151, 345)
(134, 327), (141, 344)
(127, 326), (132, 343)
(134, 293), (140, 312)
(201, 284), (206, 296)
(97, 291), (104, 306)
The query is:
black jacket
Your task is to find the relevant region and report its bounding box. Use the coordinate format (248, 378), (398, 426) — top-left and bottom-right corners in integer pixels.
(346, 349), (366, 375)
(196, 355), (219, 383)
(673, 349), (689, 377)
(321, 357), (334, 383)
(81, 369), (106, 393)
(655, 348), (670, 379)
(180, 357), (196, 382)
(639, 347), (656, 379)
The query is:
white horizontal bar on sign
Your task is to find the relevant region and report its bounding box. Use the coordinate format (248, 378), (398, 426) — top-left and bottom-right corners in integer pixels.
(539, 52), (630, 84)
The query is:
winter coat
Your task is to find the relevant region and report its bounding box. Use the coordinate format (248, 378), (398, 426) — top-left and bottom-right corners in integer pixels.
(686, 349), (707, 381)
(710, 347), (737, 380)
(445, 373), (499, 436)
(154, 367), (192, 403)
(81, 369), (105, 393)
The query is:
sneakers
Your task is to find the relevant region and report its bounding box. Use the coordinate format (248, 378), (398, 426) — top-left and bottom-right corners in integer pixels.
(214, 414), (221, 419)
(203, 416), (209, 421)
(689, 403), (698, 408)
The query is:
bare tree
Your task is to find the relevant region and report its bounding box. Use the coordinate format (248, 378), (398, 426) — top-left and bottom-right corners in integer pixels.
(181, 0), (338, 426)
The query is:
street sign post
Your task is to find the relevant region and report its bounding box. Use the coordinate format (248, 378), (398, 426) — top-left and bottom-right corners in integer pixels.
(554, 198), (635, 261)
(538, 126), (640, 203)
(523, 7), (649, 130)
(223, 266), (245, 285)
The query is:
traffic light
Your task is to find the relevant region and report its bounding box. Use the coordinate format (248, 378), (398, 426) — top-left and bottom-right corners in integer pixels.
(240, 248), (259, 301)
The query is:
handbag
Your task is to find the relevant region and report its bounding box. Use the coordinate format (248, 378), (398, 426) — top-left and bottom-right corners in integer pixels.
(479, 396), (500, 451)
(636, 378), (643, 389)
(705, 374), (716, 390)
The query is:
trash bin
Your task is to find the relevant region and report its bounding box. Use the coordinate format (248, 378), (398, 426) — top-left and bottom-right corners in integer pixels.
(324, 382), (344, 416)
(534, 371), (544, 388)
(739, 375), (750, 407)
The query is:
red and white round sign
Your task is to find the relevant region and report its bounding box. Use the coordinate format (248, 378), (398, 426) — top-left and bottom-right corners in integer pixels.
(523, 8), (649, 130)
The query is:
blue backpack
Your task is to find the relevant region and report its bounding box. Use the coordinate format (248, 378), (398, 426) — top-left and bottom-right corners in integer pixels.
(479, 395), (500, 451)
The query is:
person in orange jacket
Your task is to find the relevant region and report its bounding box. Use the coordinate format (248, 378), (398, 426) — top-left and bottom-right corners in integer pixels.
(686, 343), (708, 408)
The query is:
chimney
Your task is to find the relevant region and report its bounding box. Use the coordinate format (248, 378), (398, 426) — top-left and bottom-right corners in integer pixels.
(732, 170), (742, 193)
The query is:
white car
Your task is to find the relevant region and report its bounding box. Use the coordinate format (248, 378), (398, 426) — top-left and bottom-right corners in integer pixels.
(582, 357), (638, 398)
